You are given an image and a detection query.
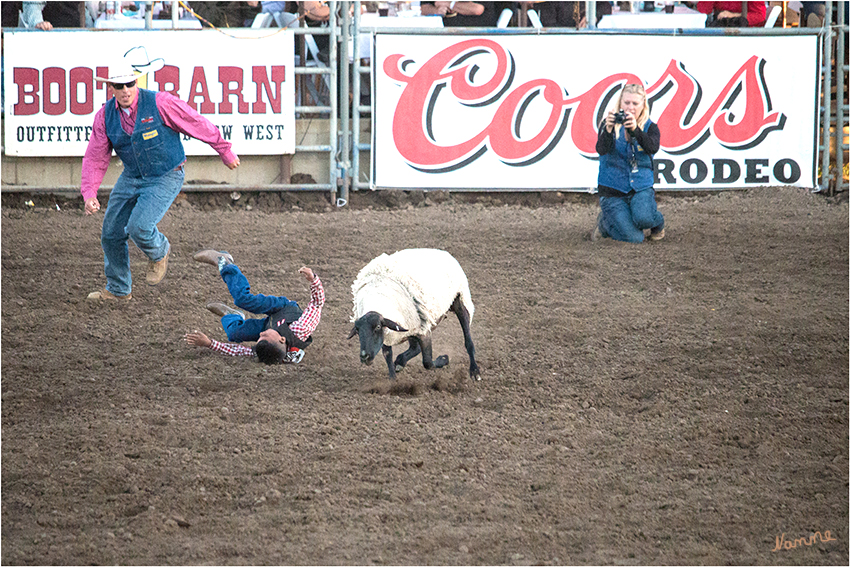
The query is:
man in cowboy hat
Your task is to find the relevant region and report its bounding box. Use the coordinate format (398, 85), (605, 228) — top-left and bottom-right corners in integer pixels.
(82, 58), (240, 301)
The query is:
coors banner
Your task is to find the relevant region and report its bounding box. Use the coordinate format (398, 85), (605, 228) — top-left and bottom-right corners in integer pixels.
(372, 33), (820, 191)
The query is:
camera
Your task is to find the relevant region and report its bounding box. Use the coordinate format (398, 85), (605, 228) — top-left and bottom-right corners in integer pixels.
(613, 110), (628, 124)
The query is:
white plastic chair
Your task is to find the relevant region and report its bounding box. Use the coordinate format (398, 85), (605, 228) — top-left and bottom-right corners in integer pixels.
(527, 8), (542, 29)
(251, 12), (274, 27)
(764, 4), (781, 27)
(274, 12), (300, 28)
(252, 11), (299, 28)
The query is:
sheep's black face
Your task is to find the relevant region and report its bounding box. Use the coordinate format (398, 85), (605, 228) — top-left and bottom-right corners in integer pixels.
(352, 312), (384, 365)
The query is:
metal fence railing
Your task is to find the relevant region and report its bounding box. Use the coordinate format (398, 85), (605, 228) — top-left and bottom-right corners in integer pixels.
(819, 1), (848, 194)
(347, 0), (849, 198)
(2, 1), (847, 201)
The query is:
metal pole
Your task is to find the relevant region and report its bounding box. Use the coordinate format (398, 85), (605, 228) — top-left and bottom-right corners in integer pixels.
(339, 2), (351, 206)
(586, 0), (596, 30)
(329, 1), (339, 204)
(145, 1), (153, 29)
(171, 0), (178, 28)
(354, 36), (371, 190)
(835, 0), (847, 193)
(820, 2), (833, 192)
(352, 1), (362, 200)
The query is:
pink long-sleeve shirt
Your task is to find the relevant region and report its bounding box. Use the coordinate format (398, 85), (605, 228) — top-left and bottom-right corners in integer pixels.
(80, 91), (238, 202)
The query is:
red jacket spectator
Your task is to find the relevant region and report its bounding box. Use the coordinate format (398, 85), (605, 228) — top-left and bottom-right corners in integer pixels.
(697, 1), (767, 27)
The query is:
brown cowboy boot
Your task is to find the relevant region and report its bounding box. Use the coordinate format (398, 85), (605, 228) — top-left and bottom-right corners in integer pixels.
(146, 246), (171, 285)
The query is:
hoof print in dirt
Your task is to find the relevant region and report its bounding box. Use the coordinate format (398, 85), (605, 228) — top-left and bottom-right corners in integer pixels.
(431, 368), (470, 394)
(364, 379), (422, 397)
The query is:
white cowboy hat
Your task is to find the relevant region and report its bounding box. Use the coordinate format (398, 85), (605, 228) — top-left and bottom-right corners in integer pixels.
(94, 60), (148, 83)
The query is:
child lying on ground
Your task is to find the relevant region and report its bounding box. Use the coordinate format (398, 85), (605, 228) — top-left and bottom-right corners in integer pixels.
(184, 250), (324, 364)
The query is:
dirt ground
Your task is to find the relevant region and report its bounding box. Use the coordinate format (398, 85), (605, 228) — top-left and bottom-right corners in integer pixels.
(1, 186), (848, 565)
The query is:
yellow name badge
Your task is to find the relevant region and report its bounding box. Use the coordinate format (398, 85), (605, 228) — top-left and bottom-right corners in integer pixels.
(142, 130), (159, 141)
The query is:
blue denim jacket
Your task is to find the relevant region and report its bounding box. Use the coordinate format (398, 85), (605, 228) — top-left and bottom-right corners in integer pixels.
(104, 88), (185, 179)
(598, 120), (654, 193)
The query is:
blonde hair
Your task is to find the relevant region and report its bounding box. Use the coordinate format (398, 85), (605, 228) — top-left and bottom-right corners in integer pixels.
(609, 83), (649, 136)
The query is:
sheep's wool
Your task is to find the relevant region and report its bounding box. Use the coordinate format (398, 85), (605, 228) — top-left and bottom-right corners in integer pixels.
(351, 249), (474, 345)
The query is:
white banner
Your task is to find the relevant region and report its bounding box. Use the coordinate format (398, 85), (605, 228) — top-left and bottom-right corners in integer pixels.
(373, 33), (820, 190)
(3, 30), (295, 156)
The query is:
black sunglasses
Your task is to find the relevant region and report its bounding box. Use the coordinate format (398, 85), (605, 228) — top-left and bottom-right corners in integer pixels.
(110, 80), (136, 90)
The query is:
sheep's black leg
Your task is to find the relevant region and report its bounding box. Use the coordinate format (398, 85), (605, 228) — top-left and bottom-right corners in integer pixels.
(451, 296), (480, 380)
(382, 345), (396, 379)
(419, 335), (449, 369)
(394, 337), (421, 373)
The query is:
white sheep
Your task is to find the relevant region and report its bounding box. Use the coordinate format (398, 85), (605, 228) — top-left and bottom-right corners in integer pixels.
(348, 248), (480, 380)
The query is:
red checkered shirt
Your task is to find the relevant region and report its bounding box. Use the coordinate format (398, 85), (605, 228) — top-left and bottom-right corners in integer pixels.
(208, 339), (255, 358)
(206, 276), (325, 358)
(288, 275), (325, 341)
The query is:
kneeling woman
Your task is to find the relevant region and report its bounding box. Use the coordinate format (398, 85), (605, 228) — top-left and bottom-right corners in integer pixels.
(593, 83), (665, 243)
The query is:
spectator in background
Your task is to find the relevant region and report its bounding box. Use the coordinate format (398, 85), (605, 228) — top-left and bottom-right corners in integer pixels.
(535, 1), (613, 28)
(247, 1), (288, 14)
(420, 1), (512, 27)
(2, 2), (23, 27)
(800, 1), (825, 27)
(530, 1), (612, 29)
(18, 1), (85, 29)
(301, 0), (330, 20)
(697, 1), (767, 27)
(191, 1), (261, 27)
(300, 1), (331, 61)
(536, 1), (585, 27)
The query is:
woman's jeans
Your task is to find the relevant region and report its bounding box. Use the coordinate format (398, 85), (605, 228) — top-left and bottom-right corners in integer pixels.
(101, 168), (184, 296)
(599, 188), (664, 243)
(219, 264), (299, 343)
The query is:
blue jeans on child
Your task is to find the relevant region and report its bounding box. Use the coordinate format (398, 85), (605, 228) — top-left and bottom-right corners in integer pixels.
(219, 264), (300, 343)
(599, 188), (664, 243)
(101, 168), (184, 296)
